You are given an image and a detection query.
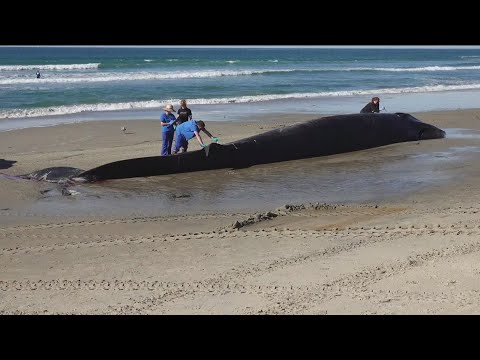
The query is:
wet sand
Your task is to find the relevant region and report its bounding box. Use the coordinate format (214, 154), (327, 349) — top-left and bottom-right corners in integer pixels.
(1, 109), (480, 314)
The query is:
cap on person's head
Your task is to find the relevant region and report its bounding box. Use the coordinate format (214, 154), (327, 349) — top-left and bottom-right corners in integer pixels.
(163, 104), (175, 112)
(196, 120), (205, 128)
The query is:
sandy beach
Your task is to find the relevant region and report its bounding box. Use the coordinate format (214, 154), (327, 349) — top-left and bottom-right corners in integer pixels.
(2, 109), (480, 314)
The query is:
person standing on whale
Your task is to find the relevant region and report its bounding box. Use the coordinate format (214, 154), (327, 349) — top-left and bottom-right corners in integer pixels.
(160, 104), (177, 156)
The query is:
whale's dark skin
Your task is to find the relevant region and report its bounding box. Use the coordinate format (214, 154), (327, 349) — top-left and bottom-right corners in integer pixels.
(24, 113), (446, 183)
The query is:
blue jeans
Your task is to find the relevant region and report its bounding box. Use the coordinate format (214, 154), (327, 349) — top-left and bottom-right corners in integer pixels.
(161, 131), (174, 155)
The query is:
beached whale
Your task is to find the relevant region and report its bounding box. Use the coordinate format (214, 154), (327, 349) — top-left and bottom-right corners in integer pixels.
(22, 113), (446, 183)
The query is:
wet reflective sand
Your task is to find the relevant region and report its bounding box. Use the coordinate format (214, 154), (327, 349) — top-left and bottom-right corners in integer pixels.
(26, 128), (480, 218)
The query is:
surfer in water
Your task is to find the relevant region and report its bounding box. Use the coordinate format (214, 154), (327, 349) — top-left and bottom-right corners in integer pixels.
(36, 70), (41, 79)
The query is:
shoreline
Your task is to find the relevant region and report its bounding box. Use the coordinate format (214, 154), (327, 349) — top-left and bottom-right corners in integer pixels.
(2, 89), (480, 132)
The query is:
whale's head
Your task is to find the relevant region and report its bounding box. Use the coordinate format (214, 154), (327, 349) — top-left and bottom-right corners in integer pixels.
(395, 113), (446, 141)
(417, 125), (446, 140)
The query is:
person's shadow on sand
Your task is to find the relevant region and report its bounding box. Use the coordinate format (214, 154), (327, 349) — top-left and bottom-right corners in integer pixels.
(0, 159), (17, 170)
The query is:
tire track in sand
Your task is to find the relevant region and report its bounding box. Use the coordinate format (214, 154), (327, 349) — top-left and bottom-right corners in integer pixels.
(1, 223), (479, 258)
(106, 226), (480, 314)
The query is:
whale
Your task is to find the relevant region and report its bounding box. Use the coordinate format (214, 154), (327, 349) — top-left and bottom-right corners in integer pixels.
(19, 113), (446, 183)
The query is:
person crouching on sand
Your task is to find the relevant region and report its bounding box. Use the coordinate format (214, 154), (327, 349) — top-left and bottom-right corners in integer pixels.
(172, 119), (218, 154)
(160, 104), (177, 155)
(360, 97), (380, 113)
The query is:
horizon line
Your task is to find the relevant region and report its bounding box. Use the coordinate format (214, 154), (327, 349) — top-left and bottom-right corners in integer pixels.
(1, 45), (480, 49)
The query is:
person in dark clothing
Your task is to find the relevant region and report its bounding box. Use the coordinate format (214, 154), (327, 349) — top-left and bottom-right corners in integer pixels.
(176, 99), (193, 125)
(36, 70), (41, 79)
(360, 97), (380, 113)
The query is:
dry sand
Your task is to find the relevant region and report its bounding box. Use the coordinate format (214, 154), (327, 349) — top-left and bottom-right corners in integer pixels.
(1, 110), (480, 314)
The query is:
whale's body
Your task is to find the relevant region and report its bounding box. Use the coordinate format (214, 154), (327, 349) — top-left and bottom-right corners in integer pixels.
(22, 113), (446, 183)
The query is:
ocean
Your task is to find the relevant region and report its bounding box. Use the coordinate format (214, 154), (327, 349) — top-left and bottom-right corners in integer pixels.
(1, 46), (480, 131)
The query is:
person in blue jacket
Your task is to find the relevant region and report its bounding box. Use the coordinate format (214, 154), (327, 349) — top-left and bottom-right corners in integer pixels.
(172, 119), (218, 154)
(160, 104), (177, 155)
